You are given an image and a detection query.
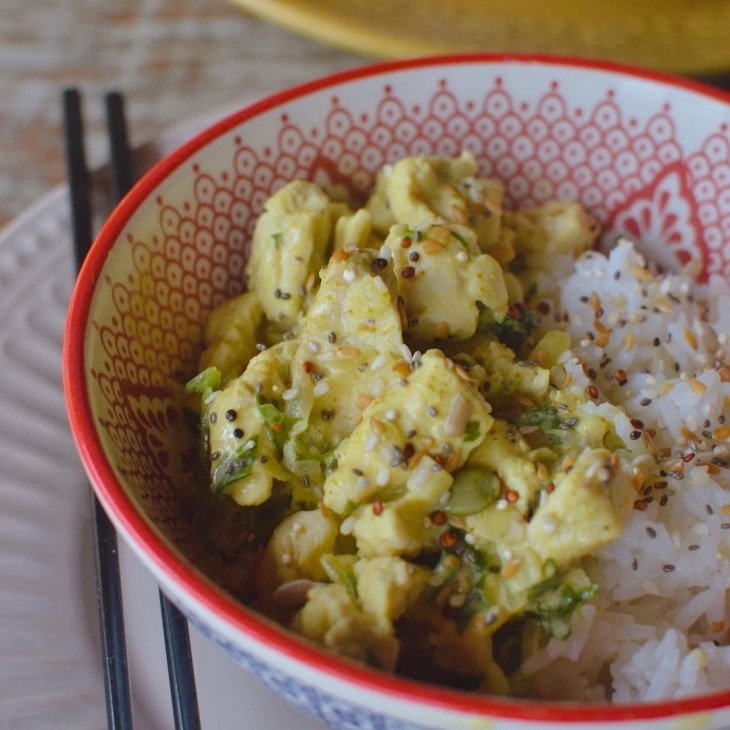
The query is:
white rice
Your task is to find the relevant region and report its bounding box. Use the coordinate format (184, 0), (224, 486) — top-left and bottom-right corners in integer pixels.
(523, 240), (730, 703)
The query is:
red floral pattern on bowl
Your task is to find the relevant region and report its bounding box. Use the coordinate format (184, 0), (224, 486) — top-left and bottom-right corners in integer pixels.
(64, 56), (730, 729)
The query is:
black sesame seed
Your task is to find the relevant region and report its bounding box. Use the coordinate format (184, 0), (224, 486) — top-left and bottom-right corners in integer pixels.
(653, 337), (661, 346)
(630, 431), (642, 440)
(232, 428), (244, 438)
(274, 288), (282, 299)
(662, 564), (675, 573)
(210, 451), (220, 461)
(646, 527), (656, 538)
(631, 558), (638, 570)
(259, 455), (268, 464)
(209, 412), (218, 424)
(409, 251), (420, 262)
(688, 544), (700, 551)
(372, 257), (388, 270)
(722, 524), (730, 530)
(706, 504), (714, 515)
(225, 409), (237, 421)
(428, 406), (438, 417)
(660, 493), (669, 507)
(280, 291), (291, 300)
(352, 468), (364, 476)
(328, 332), (337, 343)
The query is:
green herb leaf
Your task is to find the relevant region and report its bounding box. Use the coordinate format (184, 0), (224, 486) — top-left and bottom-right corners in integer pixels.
(185, 367), (223, 462)
(478, 303), (539, 352)
(320, 554), (359, 598)
(185, 366), (221, 399)
(211, 438), (257, 494)
(526, 569), (597, 640)
(254, 394), (299, 453)
(464, 420), (481, 443)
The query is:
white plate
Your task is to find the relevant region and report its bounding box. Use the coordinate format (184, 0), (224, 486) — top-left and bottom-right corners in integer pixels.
(0, 108), (328, 730)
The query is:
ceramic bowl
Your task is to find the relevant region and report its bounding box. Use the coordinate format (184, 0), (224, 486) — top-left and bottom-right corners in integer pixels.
(64, 54), (730, 729)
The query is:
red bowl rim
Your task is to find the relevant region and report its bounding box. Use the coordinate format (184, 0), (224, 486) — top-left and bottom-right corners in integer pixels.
(63, 52), (730, 723)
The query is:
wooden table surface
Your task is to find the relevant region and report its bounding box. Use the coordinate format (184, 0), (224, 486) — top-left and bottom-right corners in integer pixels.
(6, 1), (730, 232)
(0, 0), (366, 229)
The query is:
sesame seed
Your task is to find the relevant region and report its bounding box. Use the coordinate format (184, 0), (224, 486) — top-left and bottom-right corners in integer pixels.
(313, 381), (330, 397)
(232, 428), (244, 439)
(343, 268), (356, 282)
(374, 275), (388, 291)
(401, 266), (416, 278)
(282, 388), (298, 401)
(340, 517), (354, 535)
(336, 346), (362, 360)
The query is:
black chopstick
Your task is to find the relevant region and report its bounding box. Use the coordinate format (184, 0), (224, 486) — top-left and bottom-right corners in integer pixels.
(62, 87), (134, 730)
(103, 90), (202, 730)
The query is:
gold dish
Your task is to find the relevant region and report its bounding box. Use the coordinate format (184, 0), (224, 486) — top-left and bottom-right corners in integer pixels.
(230, 0), (730, 76)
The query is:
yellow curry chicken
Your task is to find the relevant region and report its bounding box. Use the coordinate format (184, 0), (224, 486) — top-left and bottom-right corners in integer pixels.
(185, 151), (648, 695)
